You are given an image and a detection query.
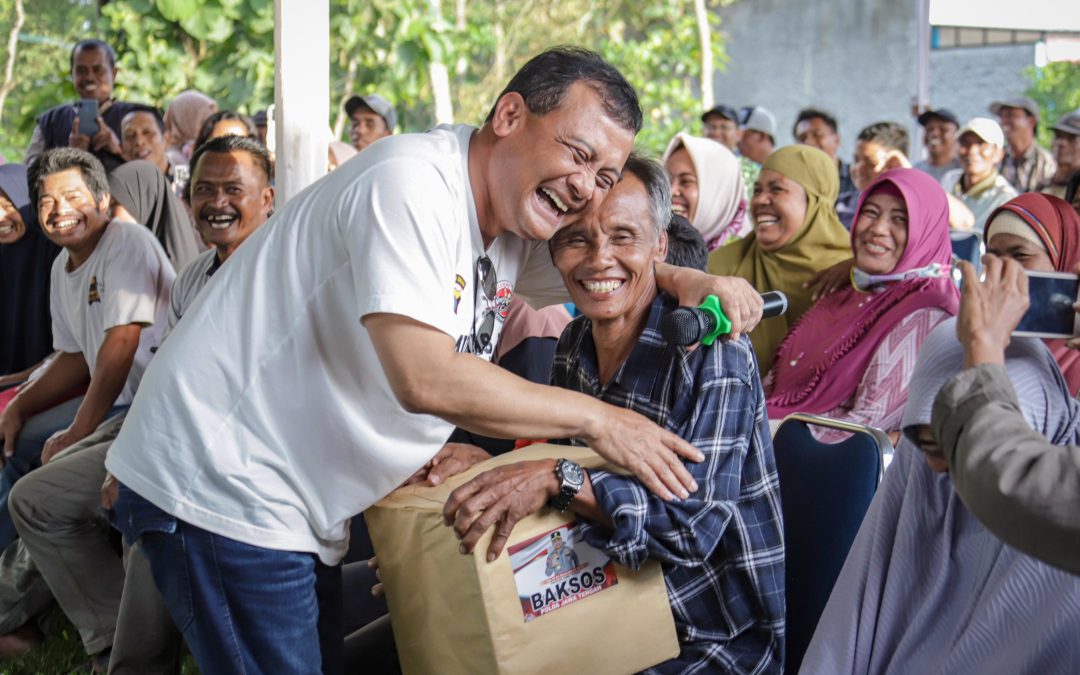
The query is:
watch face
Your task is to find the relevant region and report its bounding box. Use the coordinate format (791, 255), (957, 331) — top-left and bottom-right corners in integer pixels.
(560, 460), (585, 487)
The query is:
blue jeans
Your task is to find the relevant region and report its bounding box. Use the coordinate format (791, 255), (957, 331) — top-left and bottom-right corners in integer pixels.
(113, 485), (343, 675)
(0, 398), (125, 549)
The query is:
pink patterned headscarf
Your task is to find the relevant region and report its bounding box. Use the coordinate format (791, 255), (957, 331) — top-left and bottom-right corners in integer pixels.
(766, 168), (959, 417)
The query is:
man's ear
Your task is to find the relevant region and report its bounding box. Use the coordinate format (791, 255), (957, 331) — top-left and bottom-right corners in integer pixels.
(261, 186), (275, 215)
(656, 228), (669, 263)
(490, 92), (527, 139)
(98, 192), (111, 214)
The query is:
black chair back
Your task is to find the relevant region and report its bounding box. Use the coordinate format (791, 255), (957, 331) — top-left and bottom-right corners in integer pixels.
(772, 413), (890, 674)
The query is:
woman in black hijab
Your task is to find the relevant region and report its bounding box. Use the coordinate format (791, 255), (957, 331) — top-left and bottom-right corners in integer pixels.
(108, 160), (200, 270)
(0, 164), (59, 386)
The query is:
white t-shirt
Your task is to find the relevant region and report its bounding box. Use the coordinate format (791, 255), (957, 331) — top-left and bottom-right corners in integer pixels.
(166, 248), (220, 336)
(50, 219), (174, 405)
(106, 125), (568, 564)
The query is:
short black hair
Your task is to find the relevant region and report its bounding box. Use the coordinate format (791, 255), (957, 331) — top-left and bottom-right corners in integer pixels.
(856, 121), (909, 157)
(193, 110), (258, 156)
(794, 107), (838, 136)
(70, 39), (116, 70)
(28, 147), (109, 208)
(484, 47), (642, 134)
(664, 214), (708, 271)
(187, 135), (274, 203)
(121, 105), (166, 134)
(620, 152), (671, 239)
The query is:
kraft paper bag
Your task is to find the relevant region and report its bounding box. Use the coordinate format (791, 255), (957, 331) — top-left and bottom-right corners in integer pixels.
(365, 443), (680, 675)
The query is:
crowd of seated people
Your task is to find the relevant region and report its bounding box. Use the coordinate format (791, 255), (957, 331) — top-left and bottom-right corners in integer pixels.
(0, 33), (1078, 675)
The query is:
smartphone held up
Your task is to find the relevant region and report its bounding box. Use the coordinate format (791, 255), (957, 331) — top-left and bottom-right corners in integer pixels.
(1012, 271), (1080, 339)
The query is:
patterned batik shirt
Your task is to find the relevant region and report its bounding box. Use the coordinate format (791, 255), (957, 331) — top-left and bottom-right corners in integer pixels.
(551, 293), (785, 675)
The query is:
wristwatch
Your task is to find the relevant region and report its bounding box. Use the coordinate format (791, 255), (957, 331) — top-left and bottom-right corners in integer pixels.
(549, 459), (585, 513)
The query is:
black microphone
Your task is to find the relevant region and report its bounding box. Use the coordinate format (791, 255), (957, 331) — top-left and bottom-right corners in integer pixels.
(660, 291), (788, 346)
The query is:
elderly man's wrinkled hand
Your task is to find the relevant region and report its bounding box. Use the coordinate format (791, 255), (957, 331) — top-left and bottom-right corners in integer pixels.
(443, 460), (558, 562)
(401, 442), (492, 487)
(956, 256), (1028, 368)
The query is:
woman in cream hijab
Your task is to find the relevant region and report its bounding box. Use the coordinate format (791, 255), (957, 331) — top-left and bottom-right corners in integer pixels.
(163, 90), (218, 165)
(663, 133), (749, 250)
(708, 144), (851, 372)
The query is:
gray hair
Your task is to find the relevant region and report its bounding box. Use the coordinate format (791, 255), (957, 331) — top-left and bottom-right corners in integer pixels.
(620, 152), (672, 240)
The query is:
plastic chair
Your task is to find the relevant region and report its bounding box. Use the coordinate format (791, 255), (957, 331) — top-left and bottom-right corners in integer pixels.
(772, 413), (892, 674)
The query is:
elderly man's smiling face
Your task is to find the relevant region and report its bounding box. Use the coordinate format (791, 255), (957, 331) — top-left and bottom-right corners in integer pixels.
(549, 172), (666, 325)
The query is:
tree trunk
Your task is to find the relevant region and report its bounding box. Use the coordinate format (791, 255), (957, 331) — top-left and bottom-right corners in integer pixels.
(333, 55), (358, 141)
(428, 0), (454, 124)
(693, 0), (714, 111)
(493, 0), (506, 83)
(0, 0), (25, 128)
(455, 0), (467, 84)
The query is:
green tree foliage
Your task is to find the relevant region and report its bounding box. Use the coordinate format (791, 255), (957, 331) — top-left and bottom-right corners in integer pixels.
(1026, 61), (1080, 148)
(1, 0), (726, 162)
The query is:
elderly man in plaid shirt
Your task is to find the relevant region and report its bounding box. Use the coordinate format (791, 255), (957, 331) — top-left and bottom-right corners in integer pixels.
(445, 154), (785, 674)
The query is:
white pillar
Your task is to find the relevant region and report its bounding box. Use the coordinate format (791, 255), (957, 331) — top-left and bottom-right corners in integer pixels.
(274, 0), (330, 207)
(913, 0), (931, 162)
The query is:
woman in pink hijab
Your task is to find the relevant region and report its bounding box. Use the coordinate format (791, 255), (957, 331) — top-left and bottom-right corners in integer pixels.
(163, 90), (218, 164)
(764, 168), (959, 441)
(662, 133), (748, 250)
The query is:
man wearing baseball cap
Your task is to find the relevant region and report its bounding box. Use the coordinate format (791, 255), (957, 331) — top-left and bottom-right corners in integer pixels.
(737, 105), (776, 166)
(702, 102), (759, 200)
(914, 108), (962, 183)
(344, 93), (396, 152)
(990, 97), (1056, 193)
(941, 117), (1018, 233)
(1042, 109), (1080, 200)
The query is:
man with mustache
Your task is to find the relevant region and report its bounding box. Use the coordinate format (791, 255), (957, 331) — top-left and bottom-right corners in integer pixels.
(119, 107), (187, 199)
(7, 135), (274, 671)
(26, 40), (144, 172)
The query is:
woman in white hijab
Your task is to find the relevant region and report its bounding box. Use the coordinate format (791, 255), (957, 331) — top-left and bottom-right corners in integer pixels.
(799, 317), (1080, 674)
(663, 133), (749, 250)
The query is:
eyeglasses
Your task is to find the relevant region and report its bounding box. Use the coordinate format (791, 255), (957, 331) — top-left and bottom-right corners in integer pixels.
(472, 255), (497, 355)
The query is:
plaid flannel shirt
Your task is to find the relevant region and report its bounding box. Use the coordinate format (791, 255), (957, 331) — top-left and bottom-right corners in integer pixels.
(551, 293), (785, 675)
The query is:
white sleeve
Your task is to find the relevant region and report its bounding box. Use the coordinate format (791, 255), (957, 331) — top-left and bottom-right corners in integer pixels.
(513, 239), (571, 309)
(102, 230), (173, 330)
(338, 157), (462, 337)
(50, 273), (80, 354)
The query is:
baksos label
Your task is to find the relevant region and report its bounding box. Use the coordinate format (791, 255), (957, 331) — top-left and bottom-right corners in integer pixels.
(508, 522), (618, 623)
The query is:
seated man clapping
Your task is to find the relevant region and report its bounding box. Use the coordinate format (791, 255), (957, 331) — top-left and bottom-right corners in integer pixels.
(444, 155), (785, 674)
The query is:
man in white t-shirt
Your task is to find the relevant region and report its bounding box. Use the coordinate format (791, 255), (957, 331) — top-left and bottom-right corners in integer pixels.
(105, 48), (764, 672)
(0, 147), (172, 549)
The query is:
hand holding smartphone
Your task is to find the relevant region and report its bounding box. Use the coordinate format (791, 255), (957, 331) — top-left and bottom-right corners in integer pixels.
(1012, 271), (1080, 339)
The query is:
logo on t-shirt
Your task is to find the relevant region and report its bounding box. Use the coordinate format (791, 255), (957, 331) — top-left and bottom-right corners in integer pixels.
(452, 274), (466, 314)
(87, 276), (101, 305)
(494, 280), (513, 320)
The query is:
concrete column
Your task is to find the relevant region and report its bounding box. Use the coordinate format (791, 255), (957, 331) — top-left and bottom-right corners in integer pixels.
(274, 0), (330, 207)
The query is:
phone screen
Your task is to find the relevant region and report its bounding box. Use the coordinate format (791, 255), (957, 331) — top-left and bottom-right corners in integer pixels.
(1013, 272), (1080, 338)
(77, 99), (99, 138)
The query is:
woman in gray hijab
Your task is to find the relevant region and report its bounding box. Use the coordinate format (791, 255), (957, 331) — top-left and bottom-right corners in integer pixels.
(108, 160), (200, 270)
(800, 317), (1080, 674)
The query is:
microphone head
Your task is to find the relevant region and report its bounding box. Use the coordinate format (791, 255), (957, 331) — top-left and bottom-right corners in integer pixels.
(660, 307), (710, 346)
(761, 291), (788, 318)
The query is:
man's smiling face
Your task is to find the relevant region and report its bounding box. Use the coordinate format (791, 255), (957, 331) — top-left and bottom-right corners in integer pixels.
(488, 82), (636, 243)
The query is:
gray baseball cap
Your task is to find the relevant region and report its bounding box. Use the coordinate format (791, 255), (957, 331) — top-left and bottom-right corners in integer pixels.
(1052, 109), (1080, 137)
(344, 94), (397, 131)
(989, 97), (1040, 121)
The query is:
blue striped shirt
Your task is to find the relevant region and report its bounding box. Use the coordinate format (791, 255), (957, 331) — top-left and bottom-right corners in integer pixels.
(552, 293), (785, 674)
